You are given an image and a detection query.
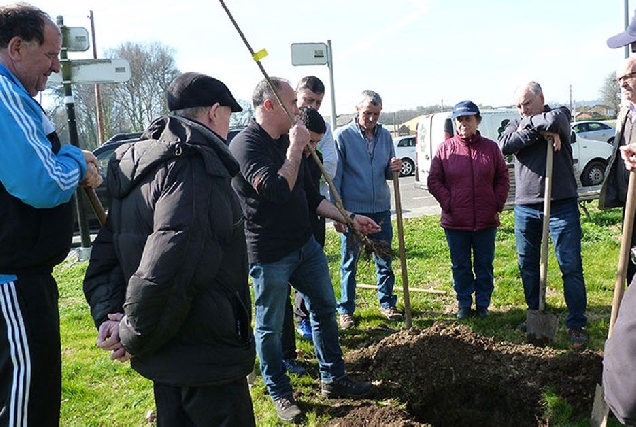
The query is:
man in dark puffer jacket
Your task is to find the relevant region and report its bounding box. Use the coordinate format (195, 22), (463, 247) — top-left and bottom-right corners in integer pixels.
(83, 73), (256, 426)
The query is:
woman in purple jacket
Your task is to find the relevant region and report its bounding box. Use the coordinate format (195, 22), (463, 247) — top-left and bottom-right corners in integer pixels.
(427, 100), (510, 319)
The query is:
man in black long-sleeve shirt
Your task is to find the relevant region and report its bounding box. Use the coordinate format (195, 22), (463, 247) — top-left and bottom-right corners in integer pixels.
(230, 77), (378, 422)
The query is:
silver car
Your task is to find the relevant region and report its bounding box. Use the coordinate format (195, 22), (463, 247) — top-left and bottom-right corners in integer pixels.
(572, 121), (616, 144)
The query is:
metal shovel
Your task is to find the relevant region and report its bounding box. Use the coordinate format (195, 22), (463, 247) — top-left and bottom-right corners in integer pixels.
(526, 136), (559, 345)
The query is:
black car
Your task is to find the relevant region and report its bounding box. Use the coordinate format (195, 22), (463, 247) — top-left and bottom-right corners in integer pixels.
(77, 128), (245, 232)
(73, 132), (142, 233)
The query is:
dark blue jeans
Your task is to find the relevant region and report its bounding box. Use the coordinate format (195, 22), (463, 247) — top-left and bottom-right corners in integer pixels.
(250, 237), (344, 401)
(444, 227), (497, 309)
(514, 199), (587, 329)
(337, 210), (397, 315)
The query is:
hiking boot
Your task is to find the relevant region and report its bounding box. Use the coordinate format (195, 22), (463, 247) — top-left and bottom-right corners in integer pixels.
(282, 359), (307, 376)
(380, 306), (403, 321)
(516, 322), (527, 333)
(273, 395), (302, 422)
(321, 375), (375, 399)
(569, 328), (588, 349)
(476, 306), (489, 318)
(296, 318), (312, 340)
(339, 313), (355, 329)
(457, 307), (472, 320)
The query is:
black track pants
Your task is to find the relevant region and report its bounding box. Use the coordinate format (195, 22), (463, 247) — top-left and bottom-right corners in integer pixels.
(0, 274), (61, 427)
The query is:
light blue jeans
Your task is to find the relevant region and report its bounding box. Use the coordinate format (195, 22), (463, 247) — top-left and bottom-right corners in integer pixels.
(514, 199), (587, 329)
(337, 210), (397, 315)
(250, 237), (344, 401)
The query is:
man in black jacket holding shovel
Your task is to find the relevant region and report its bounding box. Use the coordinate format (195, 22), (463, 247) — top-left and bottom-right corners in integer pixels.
(499, 81), (588, 348)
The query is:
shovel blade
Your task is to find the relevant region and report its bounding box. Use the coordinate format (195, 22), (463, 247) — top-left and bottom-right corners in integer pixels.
(590, 384), (609, 427)
(525, 309), (558, 345)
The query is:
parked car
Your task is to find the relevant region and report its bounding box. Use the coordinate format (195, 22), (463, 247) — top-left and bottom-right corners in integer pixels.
(414, 110), (614, 206)
(76, 127), (245, 232)
(393, 135), (416, 176)
(571, 121), (615, 144)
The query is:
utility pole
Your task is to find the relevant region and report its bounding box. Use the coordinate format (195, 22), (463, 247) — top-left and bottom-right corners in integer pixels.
(89, 10), (105, 145)
(57, 15), (92, 255)
(393, 111), (397, 136)
(570, 84), (575, 122)
(327, 40), (337, 131)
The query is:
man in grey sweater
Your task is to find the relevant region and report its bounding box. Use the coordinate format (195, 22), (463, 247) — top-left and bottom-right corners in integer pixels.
(499, 81), (588, 348)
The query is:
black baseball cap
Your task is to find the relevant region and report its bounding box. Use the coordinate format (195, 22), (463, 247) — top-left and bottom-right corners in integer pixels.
(167, 72), (242, 112)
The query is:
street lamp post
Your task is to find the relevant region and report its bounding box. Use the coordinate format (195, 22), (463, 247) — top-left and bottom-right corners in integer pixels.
(291, 40), (337, 130)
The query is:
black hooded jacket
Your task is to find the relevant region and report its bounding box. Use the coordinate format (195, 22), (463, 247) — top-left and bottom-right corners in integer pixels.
(83, 115), (255, 386)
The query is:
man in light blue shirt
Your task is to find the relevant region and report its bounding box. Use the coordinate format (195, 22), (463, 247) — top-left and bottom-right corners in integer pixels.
(333, 90), (403, 329)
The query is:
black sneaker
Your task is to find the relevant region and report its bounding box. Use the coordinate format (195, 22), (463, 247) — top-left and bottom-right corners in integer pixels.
(321, 375), (374, 399)
(273, 395), (302, 422)
(476, 306), (489, 318)
(568, 327), (588, 349)
(457, 307), (472, 319)
(516, 322), (527, 333)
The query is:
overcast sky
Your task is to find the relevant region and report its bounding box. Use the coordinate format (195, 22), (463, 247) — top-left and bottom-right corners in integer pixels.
(29, 0), (634, 114)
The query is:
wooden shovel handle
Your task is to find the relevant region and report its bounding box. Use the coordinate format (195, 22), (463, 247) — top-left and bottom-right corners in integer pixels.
(608, 169), (636, 336)
(83, 187), (106, 226)
(392, 171), (412, 328)
(539, 137), (555, 311)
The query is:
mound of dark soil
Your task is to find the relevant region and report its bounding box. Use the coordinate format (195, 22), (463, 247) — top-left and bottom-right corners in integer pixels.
(325, 322), (602, 426)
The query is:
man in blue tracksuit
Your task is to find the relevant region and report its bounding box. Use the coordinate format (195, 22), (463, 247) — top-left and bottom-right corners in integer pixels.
(0, 4), (101, 426)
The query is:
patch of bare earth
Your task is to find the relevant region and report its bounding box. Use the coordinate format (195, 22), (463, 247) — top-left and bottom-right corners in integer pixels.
(323, 322), (602, 426)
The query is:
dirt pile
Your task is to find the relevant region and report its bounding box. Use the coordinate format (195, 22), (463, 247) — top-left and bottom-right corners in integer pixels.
(325, 322), (603, 426)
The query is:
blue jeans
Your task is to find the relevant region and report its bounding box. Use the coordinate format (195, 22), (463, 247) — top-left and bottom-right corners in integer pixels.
(250, 237), (344, 401)
(337, 210), (397, 315)
(444, 227), (497, 309)
(514, 199), (587, 329)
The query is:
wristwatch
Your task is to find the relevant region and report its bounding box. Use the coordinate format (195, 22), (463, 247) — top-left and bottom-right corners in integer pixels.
(349, 212), (356, 221)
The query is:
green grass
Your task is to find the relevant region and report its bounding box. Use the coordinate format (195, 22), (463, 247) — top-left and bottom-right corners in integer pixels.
(56, 206), (625, 425)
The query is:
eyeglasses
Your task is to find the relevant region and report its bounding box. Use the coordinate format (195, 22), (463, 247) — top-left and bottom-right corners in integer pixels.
(617, 71), (636, 83)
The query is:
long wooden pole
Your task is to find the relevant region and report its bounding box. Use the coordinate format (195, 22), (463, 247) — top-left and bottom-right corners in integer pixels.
(217, 0), (384, 255)
(392, 171), (412, 328)
(591, 169), (636, 426)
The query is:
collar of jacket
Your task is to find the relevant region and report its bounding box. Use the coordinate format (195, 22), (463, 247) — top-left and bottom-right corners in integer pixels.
(456, 130), (482, 145)
(354, 117), (382, 138)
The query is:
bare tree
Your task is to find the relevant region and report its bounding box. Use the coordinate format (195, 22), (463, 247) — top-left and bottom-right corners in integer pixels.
(600, 71), (621, 116)
(47, 41), (180, 147)
(104, 42), (180, 131)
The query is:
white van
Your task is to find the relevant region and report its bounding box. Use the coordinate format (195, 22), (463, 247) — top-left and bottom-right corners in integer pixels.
(414, 109), (613, 204)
